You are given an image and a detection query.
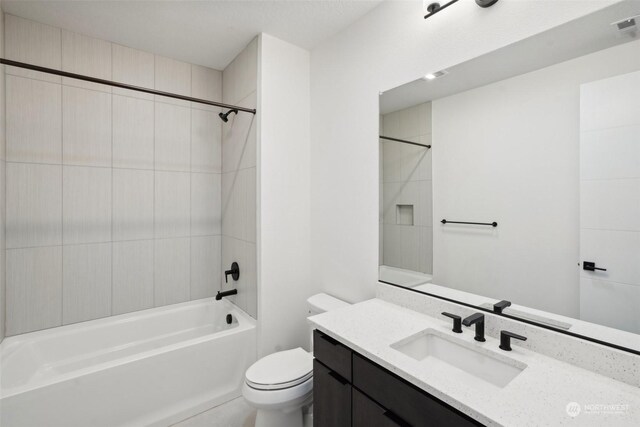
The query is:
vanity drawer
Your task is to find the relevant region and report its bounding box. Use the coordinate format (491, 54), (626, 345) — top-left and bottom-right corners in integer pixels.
(353, 388), (408, 427)
(352, 354), (482, 427)
(313, 330), (352, 381)
(314, 359), (352, 427)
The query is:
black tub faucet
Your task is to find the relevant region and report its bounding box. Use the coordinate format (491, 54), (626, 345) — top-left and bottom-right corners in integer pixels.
(216, 289), (238, 301)
(462, 313), (486, 342)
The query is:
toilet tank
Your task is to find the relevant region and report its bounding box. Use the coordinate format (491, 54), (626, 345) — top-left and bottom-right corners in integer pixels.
(307, 293), (349, 351)
(307, 293), (349, 316)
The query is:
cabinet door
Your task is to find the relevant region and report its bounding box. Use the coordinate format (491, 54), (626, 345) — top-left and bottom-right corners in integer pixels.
(314, 359), (351, 427)
(353, 354), (482, 427)
(353, 389), (409, 427)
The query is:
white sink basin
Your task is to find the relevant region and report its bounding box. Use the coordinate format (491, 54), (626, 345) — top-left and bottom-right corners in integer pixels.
(390, 329), (526, 388)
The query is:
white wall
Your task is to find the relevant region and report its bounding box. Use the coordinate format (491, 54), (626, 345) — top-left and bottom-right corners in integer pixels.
(3, 15), (223, 335)
(310, 0), (618, 303)
(432, 39), (640, 318)
(257, 34), (311, 356)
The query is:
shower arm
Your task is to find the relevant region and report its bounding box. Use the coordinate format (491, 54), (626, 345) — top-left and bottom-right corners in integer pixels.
(0, 58), (257, 115)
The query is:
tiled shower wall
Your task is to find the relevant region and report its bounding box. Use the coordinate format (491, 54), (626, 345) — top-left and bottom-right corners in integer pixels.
(220, 38), (258, 318)
(380, 102), (433, 274)
(3, 15), (224, 336)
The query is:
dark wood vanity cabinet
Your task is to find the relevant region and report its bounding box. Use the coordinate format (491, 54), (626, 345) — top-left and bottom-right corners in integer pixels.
(313, 330), (483, 427)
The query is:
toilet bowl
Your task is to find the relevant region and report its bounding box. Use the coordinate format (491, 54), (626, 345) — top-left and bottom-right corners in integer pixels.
(242, 293), (349, 427)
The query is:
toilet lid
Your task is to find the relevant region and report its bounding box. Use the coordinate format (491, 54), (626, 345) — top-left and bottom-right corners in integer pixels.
(245, 348), (313, 390)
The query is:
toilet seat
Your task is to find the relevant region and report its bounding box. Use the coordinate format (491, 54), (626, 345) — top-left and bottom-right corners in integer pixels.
(245, 348), (313, 391)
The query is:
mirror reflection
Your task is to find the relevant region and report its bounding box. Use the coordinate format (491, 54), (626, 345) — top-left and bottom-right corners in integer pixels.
(379, 0), (640, 352)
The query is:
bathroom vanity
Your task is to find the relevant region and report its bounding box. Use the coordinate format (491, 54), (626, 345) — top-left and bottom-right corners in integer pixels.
(309, 292), (640, 427)
(313, 330), (480, 426)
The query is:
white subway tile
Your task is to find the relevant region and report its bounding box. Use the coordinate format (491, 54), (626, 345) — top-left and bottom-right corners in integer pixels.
(113, 240), (154, 315)
(63, 166), (112, 244)
(191, 235), (221, 299)
(113, 95), (154, 169)
(61, 30), (112, 92)
(191, 64), (222, 110)
(62, 86), (112, 167)
(5, 15), (62, 83)
(155, 171), (190, 238)
(155, 102), (191, 171)
(191, 108), (222, 173)
(63, 242), (112, 324)
(154, 55), (191, 106)
(222, 91), (256, 172)
(113, 169), (154, 241)
(191, 173), (222, 237)
(112, 44), (154, 99)
(6, 76), (62, 164)
(6, 246), (63, 335)
(154, 237), (190, 306)
(6, 163), (62, 248)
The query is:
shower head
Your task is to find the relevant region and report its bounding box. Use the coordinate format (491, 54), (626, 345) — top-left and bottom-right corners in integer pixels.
(219, 109), (238, 123)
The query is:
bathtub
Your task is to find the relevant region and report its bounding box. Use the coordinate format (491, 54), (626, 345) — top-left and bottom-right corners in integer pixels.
(0, 298), (256, 427)
(379, 265), (432, 288)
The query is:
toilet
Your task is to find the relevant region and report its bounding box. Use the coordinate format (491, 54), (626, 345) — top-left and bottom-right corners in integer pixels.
(242, 293), (349, 427)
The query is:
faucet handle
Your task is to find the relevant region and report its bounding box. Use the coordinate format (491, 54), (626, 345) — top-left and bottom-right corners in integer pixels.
(499, 330), (527, 351)
(441, 312), (463, 333)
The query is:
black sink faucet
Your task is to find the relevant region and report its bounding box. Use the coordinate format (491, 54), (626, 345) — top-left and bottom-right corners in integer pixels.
(493, 300), (511, 314)
(462, 313), (486, 342)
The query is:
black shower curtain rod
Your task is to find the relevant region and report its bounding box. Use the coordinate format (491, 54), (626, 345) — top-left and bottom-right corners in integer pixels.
(0, 58), (257, 114)
(379, 135), (431, 149)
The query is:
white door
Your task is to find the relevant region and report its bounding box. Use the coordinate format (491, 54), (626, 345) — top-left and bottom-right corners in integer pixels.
(579, 70), (640, 334)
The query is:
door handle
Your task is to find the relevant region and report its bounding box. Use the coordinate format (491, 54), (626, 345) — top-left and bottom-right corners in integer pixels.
(583, 261), (607, 272)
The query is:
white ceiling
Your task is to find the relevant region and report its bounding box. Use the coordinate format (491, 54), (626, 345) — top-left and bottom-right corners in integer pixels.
(380, 0), (640, 114)
(2, 0), (383, 70)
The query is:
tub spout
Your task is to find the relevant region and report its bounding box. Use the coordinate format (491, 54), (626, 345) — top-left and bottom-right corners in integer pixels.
(216, 289), (238, 301)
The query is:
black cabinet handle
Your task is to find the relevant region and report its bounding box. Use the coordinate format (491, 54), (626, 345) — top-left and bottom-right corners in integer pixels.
(583, 261), (607, 272)
(383, 410), (412, 427)
(328, 370), (348, 385)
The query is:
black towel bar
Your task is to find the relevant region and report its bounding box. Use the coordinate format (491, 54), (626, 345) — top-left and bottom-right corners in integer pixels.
(441, 219), (498, 227)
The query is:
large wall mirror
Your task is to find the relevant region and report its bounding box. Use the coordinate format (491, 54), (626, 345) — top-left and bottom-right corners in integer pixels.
(378, 0), (640, 354)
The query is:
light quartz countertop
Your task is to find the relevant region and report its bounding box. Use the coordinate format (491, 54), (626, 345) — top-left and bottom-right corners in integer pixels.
(309, 298), (640, 427)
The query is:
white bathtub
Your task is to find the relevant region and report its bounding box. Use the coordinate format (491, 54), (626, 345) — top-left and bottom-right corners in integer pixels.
(0, 298), (256, 427)
(379, 265), (432, 287)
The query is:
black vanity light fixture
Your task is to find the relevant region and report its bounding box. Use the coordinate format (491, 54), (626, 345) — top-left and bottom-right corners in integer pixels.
(425, 0), (499, 20)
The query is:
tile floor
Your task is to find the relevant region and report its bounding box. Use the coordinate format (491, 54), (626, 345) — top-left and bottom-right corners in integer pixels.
(172, 397), (256, 427)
